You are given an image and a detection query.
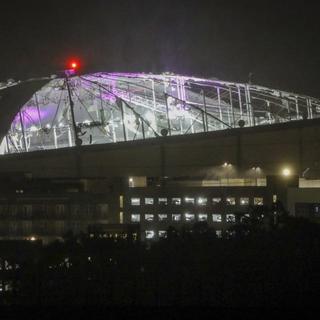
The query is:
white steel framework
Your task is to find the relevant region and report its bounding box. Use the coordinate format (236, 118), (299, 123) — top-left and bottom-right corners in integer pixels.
(1, 72), (320, 154)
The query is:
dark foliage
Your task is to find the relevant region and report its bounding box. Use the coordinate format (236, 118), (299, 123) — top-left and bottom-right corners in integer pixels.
(1, 215), (320, 306)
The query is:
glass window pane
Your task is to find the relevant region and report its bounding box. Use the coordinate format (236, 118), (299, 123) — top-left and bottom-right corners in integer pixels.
(254, 197), (263, 206)
(185, 197), (195, 204)
(159, 198), (168, 205)
(216, 230), (223, 238)
(145, 230), (155, 239)
(158, 214), (168, 221)
(172, 198), (181, 205)
(158, 230), (167, 238)
(226, 197), (236, 205)
(131, 214), (140, 222)
(172, 214), (181, 221)
(197, 197), (207, 206)
(131, 198), (140, 206)
(240, 197), (249, 205)
(145, 198), (154, 205)
(198, 213), (208, 221)
(212, 198), (222, 205)
(185, 213), (195, 222)
(226, 214), (236, 223)
(212, 214), (222, 222)
(241, 213), (250, 223)
(145, 214), (154, 221)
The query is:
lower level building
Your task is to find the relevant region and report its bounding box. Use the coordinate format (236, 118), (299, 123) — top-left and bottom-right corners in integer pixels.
(0, 172), (319, 243)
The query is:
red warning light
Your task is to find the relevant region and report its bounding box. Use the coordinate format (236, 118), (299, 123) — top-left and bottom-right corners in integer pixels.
(70, 61), (78, 69)
(65, 58), (81, 76)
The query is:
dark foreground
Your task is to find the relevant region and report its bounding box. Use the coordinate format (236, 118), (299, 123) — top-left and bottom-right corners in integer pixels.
(0, 218), (320, 306)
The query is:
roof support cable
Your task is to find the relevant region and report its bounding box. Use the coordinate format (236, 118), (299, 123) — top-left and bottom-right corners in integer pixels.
(164, 92), (232, 129)
(79, 76), (160, 138)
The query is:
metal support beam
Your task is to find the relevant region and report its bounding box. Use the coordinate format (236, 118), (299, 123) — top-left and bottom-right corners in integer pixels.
(119, 100), (127, 142)
(295, 96), (299, 119)
(164, 94), (172, 136)
(202, 89), (208, 131)
(307, 98), (313, 119)
(229, 88), (236, 128)
(99, 86), (106, 125)
(201, 110), (206, 132)
(5, 135), (10, 154)
(19, 111), (27, 152)
(65, 77), (81, 147)
(110, 108), (117, 142)
(245, 84), (254, 126)
(141, 120), (145, 139)
(237, 85), (243, 119)
(53, 126), (58, 149)
(217, 87), (223, 129)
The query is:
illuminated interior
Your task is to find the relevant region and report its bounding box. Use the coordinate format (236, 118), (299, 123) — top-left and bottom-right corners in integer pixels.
(1, 72), (320, 154)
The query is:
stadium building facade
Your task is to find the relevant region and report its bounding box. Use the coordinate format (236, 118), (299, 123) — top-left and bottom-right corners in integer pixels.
(0, 72), (320, 242)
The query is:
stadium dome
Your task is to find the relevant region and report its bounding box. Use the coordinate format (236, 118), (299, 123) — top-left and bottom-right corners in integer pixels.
(1, 72), (320, 154)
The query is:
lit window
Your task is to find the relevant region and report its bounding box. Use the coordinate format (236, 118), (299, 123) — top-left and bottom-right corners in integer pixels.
(197, 197), (207, 206)
(240, 197), (249, 205)
(216, 230), (223, 238)
(172, 198), (181, 205)
(145, 230), (155, 239)
(0, 281), (13, 292)
(131, 198), (140, 206)
(226, 197), (236, 205)
(212, 198), (222, 205)
(129, 176), (147, 187)
(158, 198), (168, 205)
(212, 214), (222, 222)
(158, 214), (168, 221)
(185, 213), (195, 222)
(172, 214), (181, 221)
(273, 195), (277, 203)
(145, 198), (154, 205)
(185, 197), (195, 204)
(158, 230), (167, 238)
(145, 214), (154, 221)
(241, 213), (250, 223)
(131, 214), (140, 223)
(254, 197), (263, 206)
(226, 230), (236, 238)
(198, 213), (208, 221)
(226, 214), (236, 223)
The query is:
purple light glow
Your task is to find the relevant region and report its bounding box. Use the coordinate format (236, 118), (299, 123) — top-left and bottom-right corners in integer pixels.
(12, 105), (56, 127)
(101, 93), (117, 104)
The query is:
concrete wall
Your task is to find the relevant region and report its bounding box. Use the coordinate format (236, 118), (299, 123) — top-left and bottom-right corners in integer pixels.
(287, 187), (320, 217)
(0, 118), (319, 179)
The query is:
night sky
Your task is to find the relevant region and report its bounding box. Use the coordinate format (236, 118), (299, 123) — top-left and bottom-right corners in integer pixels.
(1, 0), (320, 96)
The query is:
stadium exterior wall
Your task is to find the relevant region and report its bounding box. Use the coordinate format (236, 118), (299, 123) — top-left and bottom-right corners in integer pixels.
(0, 117), (319, 179)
